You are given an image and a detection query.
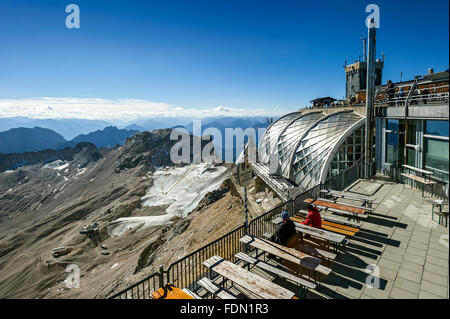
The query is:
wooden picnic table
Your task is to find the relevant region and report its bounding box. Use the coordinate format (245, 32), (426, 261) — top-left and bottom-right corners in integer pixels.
(272, 216), (357, 237)
(291, 216), (357, 237)
(317, 197), (374, 212)
(305, 198), (369, 222)
(298, 209), (361, 228)
(401, 165), (436, 197)
(305, 198), (367, 215)
(320, 189), (376, 208)
(239, 235), (331, 276)
(427, 199), (449, 227)
(203, 255), (295, 299)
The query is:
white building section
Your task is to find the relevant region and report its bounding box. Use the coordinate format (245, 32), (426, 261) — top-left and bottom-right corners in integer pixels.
(256, 110), (365, 195)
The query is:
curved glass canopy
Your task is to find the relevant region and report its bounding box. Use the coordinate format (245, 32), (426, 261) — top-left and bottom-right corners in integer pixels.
(258, 110), (365, 190)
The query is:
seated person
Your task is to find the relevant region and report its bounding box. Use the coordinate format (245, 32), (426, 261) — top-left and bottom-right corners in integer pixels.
(299, 204), (322, 243)
(270, 211), (296, 246)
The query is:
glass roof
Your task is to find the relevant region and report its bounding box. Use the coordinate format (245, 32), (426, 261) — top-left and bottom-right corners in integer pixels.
(258, 112), (304, 164)
(258, 110), (365, 190)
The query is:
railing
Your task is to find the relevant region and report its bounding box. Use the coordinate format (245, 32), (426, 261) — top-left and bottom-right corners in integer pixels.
(109, 225), (246, 299)
(381, 161), (449, 200)
(374, 83), (449, 107)
(112, 272), (162, 299)
(165, 225), (246, 292)
(108, 161), (371, 299)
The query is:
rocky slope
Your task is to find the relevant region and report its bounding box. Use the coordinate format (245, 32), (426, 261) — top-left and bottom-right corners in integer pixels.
(0, 129), (239, 299)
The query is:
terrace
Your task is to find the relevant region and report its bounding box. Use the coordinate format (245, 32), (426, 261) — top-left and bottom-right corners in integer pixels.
(110, 176), (449, 299)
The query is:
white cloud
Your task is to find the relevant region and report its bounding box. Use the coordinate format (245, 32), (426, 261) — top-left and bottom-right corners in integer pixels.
(213, 105), (231, 112)
(0, 97), (285, 120)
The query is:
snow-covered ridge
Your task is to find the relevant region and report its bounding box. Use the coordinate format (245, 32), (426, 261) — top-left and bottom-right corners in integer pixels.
(107, 163), (230, 237)
(43, 160), (70, 171)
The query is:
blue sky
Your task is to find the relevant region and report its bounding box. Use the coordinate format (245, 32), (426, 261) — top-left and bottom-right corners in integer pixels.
(0, 0), (448, 120)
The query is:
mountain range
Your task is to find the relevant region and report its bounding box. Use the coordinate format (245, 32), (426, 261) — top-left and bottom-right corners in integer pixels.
(0, 126), (138, 154)
(0, 116), (274, 155)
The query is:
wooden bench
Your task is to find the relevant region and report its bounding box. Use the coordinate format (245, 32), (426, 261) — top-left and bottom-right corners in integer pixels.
(290, 216), (357, 237)
(400, 173), (436, 197)
(235, 252), (317, 298)
(271, 217), (348, 251)
(271, 215), (350, 237)
(151, 283), (194, 299)
(261, 231), (337, 262)
(305, 198), (368, 221)
(182, 288), (202, 299)
(428, 199), (449, 227)
(298, 209), (361, 228)
(203, 255), (295, 299)
(293, 222), (348, 252)
(239, 235), (332, 276)
(197, 277), (237, 299)
(320, 189), (377, 208)
(317, 197), (374, 212)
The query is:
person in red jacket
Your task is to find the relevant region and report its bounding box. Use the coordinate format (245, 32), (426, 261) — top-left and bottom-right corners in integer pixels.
(299, 204), (322, 243)
(302, 204), (322, 228)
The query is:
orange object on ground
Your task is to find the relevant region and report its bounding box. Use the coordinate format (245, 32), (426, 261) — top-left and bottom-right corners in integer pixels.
(304, 198), (366, 215)
(151, 283), (194, 299)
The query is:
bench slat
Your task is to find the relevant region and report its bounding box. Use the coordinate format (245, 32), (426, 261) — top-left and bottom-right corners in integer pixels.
(320, 189), (376, 202)
(305, 198), (367, 215)
(290, 216), (356, 237)
(203, 255), (295, 299)
(197, 278), (237, 299)
(239, 235), (331, 275)
(298, 210), (361, 228)
(182, 288), (202, 299)
(297, 244), (336, 260)
(260, 232), (336, 261)
(235, 252), (317, 290)
(317, 197), (374, 211)
(400, 173), (436, 185)
(293, 223), (346, 245)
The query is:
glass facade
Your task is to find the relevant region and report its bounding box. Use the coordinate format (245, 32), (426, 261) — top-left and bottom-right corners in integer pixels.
(290, 112), (364, 189)
(258, 112), (304, 164)
(383, 119), (449, 182)
(424, 120), (449, 182)
(327, 126), (365, 178)
(258, 110), (365, 190)
(385, 119), (404, 166)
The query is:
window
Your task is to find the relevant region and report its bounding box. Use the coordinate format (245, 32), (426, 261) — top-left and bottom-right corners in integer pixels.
(385, 119), (404, 166)
(425, 120), (449, 137)
(407, 148), (416, 167)
(407, 120), (417, 145)
(424, 121), (449, 182)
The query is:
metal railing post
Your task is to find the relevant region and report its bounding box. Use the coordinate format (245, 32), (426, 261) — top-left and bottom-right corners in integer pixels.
(159, 265), (164, 288)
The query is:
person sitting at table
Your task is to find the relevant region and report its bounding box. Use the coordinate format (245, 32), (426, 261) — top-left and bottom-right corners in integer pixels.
(299, 204), (322, 243)
(271, 211), (296, 245)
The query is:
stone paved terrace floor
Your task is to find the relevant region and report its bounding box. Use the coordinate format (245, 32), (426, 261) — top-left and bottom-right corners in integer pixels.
(196, 178), (449, 300)
(308, 179), (449, 299)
